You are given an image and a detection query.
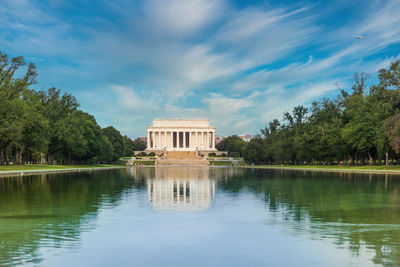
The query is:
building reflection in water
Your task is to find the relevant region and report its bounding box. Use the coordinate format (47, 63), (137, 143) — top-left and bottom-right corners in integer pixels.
(129, 166), (236, 211)
(149, 167), (215, 211)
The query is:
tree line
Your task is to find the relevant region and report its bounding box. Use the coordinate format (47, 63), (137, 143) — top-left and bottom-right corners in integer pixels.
(0, 51), (146, 165)
(218, 60), (400, 166)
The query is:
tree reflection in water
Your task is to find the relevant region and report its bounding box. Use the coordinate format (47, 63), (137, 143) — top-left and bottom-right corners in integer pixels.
(218, 169), (400, 266)
(0, 167), (399, 266)
(0, 170), (137, 266)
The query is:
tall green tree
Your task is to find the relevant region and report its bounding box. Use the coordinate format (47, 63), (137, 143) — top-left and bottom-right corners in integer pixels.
(243, 61), (400, 166)
(103, 126), (125, 161)
(0, 51), (129, 165)
(0, 52), (37, 164)
(216, 135), (247, 156)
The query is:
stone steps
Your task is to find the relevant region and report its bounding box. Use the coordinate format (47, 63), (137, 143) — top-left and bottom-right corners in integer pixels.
(166, 151), (201, 160)
(156, 158), (209, 166)
(156, 151), (209, 165)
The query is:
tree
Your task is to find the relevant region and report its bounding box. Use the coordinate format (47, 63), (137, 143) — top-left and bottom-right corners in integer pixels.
(384, 113), (400, 154)
(241, 61), (400, 166)
(122, 136), (146, 156)
(0, 51), (129, 165)
(378, 60), (400, 90)
(21, 89), (49, 163)
(39, 87), (80, 163)
(216, 135), (247, 156)
(103, 126), (125, 161)
(243, 136), (265, 164)
(0, 52), (37, 164)
(132, 138), (146, 151)
(307, 100), (345, 164)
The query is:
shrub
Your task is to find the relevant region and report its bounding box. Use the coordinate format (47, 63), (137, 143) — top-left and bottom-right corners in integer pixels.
(208, 153), (216, 157)
(228, 152), (240, 157)
(88, 157), (97, 165)
(221, 153), (227, 157)
(140, 151), (147, 156)
(148, 152), (155, 156)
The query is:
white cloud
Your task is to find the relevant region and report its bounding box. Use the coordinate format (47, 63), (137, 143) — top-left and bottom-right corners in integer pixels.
(257, 81), (338, 124)
(202, 92), (254, 112)
(1, 0), (400, 138)
(144, 0), (223, 36)
(111, 85), (154, 111)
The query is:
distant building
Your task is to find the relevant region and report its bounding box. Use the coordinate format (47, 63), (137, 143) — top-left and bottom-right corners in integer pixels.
(215, 134), (252, 144)
(238, 134), (252, 142)
(215, 135), (224, 145)
(138, 136), (147, 143)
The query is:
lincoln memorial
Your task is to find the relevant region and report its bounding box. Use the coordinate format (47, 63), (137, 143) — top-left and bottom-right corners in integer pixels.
(146, 119), (217, 153)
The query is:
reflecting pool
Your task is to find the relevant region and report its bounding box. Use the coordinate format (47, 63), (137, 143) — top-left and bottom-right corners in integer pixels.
(0, 167), (399, 266)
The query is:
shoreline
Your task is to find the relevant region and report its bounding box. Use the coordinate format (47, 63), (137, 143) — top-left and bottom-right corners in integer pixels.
(0, 166), (126, 177)
(3, 164), (400, 176)
(242, 165), (400, 175)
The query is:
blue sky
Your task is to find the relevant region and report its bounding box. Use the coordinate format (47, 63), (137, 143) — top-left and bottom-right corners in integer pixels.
(1, 0), (400, 138)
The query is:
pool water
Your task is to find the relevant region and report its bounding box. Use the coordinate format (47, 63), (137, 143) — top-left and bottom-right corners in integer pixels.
(0, 167), (399, 266)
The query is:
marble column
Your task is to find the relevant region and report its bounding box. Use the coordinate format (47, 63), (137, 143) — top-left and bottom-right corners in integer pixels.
(202, 131), (204, 148)
(189, 131), (192, 148)
(206, 131), (208, 149)
(198, 132), (201, 148)
(191, 131), (194, 148)
(169, 131), (172, 148)
(156, 131), (159, 148)
(163, 131), (166, 148)
(201, 131), (203, 149)
(206, 131), (209, 149)
(203, 132), (206, 149)
(147, 131), (150, 149)
(195, 132), (198, 149)
(202, 132), (204, 149)
(171, 131), (174, 148)
(212, 131), (215, 149)
(183, 130), (186, 149)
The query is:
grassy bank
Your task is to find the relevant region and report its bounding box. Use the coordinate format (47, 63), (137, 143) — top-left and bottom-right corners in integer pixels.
(209, 160), (245, 166)
(244, 164), (400, 173)
(0, 164), (121, 172)
(133, 161), (155, 166)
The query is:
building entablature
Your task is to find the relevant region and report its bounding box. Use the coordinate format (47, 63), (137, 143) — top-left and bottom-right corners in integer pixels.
(146, 126), (216, 130)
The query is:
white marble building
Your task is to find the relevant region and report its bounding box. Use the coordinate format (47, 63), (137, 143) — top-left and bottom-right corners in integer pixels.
(146, 119), (217, 152)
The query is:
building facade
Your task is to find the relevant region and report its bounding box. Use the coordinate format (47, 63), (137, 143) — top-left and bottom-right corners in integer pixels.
(238, 134), (252, 142)
(146, 119), (217, 152)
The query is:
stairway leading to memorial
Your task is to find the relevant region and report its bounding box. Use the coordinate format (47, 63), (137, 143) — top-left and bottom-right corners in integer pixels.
(166, 151), (199, 159)
(156, 151), (209, 166)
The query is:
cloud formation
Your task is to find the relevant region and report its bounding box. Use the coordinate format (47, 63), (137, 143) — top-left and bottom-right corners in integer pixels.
(1, 0), (400, 137)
